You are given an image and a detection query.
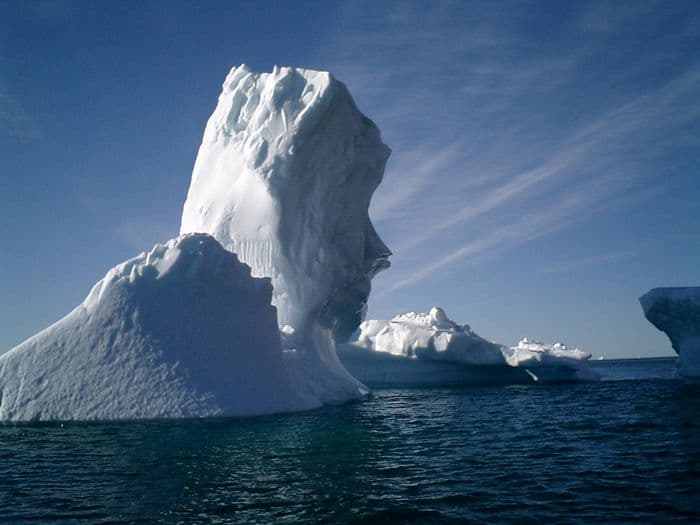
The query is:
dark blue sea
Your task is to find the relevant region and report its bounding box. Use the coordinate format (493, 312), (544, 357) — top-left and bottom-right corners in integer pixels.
(2, 357), (699, 524)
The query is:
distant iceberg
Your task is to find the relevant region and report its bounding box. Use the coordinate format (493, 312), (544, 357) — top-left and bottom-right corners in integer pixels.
(338, 307), (597, 386)
(508, 337), (592, 368)
(640, 287), (700, 379)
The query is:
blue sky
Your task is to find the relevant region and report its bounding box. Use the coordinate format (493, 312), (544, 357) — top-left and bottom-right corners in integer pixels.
(1, 1), (698, 357)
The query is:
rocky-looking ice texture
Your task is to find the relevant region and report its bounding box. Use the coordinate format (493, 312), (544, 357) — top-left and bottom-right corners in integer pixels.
(180, 65), (391, 342)
(338, 307), (597, 386)
(640, 287), (700, 379)
(0, 234), (316, 421)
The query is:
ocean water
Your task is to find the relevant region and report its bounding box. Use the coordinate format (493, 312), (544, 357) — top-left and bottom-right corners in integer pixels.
(1, 357), (699, 524)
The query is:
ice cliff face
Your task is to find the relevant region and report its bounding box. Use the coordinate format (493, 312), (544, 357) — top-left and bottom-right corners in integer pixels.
(0, 234), (315, 421)
(180, 65), (391, 342)
(640, 287), (700, 378)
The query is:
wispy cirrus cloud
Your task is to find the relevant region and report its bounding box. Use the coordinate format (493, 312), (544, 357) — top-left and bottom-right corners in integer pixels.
(370, 140), (466, 222)
(536, 250), (639, 275)
(0, 79), (39, 141)
(0, 3), (77, 142)
(319, 1), (700, 297)
(114, 217), (177, 253)
(378, 182), (614, 296)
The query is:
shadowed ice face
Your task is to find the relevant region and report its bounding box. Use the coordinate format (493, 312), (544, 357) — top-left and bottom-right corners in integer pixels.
(271, 83), (392, 339)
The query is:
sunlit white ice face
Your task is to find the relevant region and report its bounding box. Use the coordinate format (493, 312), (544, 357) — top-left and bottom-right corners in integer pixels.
(180, 65), (391, 340)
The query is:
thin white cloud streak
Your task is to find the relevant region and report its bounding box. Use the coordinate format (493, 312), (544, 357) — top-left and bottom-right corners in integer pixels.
(371, 140), (466, 221)
(390, 62), (700, 253)
(379, 169), (666, 298)
(536, 250), (639, 275)
(0, 80), (39, 141)
(320, 1), (700, 297)
(114, 217), (176, 253)
(377, 190), (603, 296)
(391, 145), (583, 252)
(0, 4), (77, 141)
(568, 66), (700, 146)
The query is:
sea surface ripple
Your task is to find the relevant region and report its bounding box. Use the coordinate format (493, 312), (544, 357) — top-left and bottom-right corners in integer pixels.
(1, 357), (699, 524)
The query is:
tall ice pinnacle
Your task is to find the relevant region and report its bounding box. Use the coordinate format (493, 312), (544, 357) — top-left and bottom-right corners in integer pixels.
(180, 65), (391, 341)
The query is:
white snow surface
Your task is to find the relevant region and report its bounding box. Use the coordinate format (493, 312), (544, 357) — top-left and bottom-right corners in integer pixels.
(640, 287), (700, 378)
(180, 65), (391, 341)
(355, 307), (506, 365)
(507, 337), (591, 367)
(0, 234), (320, 421)
(349, 307), (595, 382)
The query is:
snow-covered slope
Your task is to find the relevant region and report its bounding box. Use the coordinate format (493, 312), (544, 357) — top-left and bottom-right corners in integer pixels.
(640, 287), (700, 378)
(0, 234), (316, 421)
(339, 307), (596, 386)
(180, 65), (391, 342)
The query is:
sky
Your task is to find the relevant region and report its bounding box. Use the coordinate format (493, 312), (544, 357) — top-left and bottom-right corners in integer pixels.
(1, 0), (699, 358)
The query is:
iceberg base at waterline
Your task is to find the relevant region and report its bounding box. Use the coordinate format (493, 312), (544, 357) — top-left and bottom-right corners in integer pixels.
(336, 344), (585, 387)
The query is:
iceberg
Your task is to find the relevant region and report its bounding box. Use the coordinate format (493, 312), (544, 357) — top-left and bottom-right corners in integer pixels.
(640, 287), (700, 379)
(352, 307), (506, 365)
(180, 65), (390, 402)
(508, 337), (592, 368)
(180, 65), (390, 340)
(0, 234), (317, 421)
(2, 63), (606, 421)
(338, 307), (597, 386)
(0, 65), (385, 420)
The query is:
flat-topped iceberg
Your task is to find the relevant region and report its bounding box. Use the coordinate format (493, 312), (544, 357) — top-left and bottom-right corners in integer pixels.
(338, 307), (596, 386)
(640, 287), (700, 379)
(0, 234), (317, 421)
